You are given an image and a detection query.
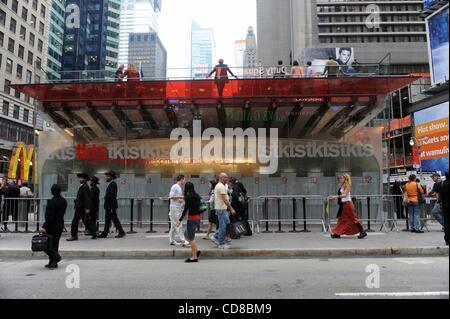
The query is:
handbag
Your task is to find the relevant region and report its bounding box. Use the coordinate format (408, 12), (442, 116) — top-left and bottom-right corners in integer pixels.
(402, 186), (409, 205)
(199, 199), (208, 213)
(31, 234), (53, 252)
(229, 219), (248, 239)
(417, 183), (426, 204)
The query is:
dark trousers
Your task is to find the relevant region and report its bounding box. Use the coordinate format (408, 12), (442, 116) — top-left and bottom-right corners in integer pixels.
(45, 231), (62, 263)
(70, 209), (92, 237)
(395, 197), (405, 219)
(86, 210), (98, 234)
(444, 210), (449, 245)
(101, 209), (125, 235)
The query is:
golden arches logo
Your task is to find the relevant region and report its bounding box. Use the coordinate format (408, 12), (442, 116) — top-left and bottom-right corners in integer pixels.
(7, 142), (35, 181)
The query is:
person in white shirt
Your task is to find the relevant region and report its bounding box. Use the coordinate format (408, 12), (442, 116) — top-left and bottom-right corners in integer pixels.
(306, 61), (314, 77)
(20, 183), (33, 198)
(168, 175), (189, 247)
(212, 173), (236, 249)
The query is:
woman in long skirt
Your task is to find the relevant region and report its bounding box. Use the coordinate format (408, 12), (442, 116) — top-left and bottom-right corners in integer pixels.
(330, 174), (367, 239)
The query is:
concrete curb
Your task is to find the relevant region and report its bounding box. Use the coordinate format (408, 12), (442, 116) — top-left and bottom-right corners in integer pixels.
(0, 246), (448, 258)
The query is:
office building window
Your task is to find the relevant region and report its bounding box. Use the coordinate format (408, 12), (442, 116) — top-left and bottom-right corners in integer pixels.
(6, 58), (13, 74)
(18, 45), (24, 59)
(37, 39), (43, 52)
(27, 51), (33, 65)
(26, 70), (32, 83)
(40, 4), (46, 18)
(0, 9), (6, 26)
(8, 38), (15, 53)
(13, 105), (20, 119)
(29, 33), (35, 47)
(12, 0), (18, 13)
(20, 25), (26, 40)
(10, 18), (17, 33)
(32, 0), (38, 10)
(23, 109), (29, 123)
(16, 64), (23, 79)
(2, 101), (9, 116)
(4, 79), (11, 95)
(0, 31), (4, 46)
(22, 7), (28, 21)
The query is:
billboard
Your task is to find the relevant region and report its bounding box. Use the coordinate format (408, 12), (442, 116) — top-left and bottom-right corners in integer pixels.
(414, 101), (449, 175)
(300, 48), (355, 75)
(426, 6), (449, 85)
(424, 0), (440, 9)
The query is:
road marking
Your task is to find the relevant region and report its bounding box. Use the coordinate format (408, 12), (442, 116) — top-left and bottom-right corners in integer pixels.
(394, 258), (434, 265)
(336, 291), (449, 297)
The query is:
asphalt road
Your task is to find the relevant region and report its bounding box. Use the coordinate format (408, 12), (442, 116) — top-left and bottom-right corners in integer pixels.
(0, 257), (448, 299)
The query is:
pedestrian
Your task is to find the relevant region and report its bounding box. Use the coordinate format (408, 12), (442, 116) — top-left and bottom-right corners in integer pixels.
(6, 182), (20, 231)
(274, 60), (286, 78)
(335, 176), (344, 219)
(168, 175), (189, 247)
(305, 61), (314, 78)
(88, 176), (100, 239)
(67, 173), (93, 241)
(207, 59), (238, 97)
(290, 60), (303, 78)
(392, 181), (405, 220)
(121, 64), (140, 82)
(229, 177), (252, 236)
(323, 56), (340, 78)
(20, 182), (33, 226)
(0, 182), (9, 231)
(440, 171), (449, 246)
(212, 173), (236, 249)
(98, 171), (126, 239)
(329, 174), (368, 239)
(428, 173), (444, 227)
(115, 64), (124, 81)
(203, 180), (217, 240)
(40, 184), (67, 269)
(405, 174), (425, 233)
(177, 182), (202, 263)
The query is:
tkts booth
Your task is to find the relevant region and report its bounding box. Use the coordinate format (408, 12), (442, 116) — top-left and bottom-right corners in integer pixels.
(12, 75), (421, 228)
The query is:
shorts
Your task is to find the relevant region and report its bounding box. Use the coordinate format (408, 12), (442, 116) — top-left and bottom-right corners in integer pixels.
(185, 220), (200, 241)
(208, 209), (217, 224)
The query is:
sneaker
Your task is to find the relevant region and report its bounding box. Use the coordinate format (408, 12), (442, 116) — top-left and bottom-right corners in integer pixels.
(212, 239), (220, 247)
(226, 238), (232, 244)
(415, 230), (425, 234)
(66, 237), (78, 242)
(182, 242), (191, 248)
(358, 232), (368, 239)
(217, 244), (231, 250)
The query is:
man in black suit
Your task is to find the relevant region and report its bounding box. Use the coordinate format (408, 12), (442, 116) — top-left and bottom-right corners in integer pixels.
(98, 171), (125, 238)
(41, 184), (67, 269)
(67, 173), (92, 241)
(88, 176), (100, 240)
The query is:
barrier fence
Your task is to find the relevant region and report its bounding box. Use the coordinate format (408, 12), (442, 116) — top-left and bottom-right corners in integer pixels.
(0, 195), (442, 234)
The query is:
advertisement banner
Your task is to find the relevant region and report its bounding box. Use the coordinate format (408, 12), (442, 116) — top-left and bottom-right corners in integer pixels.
(300, 47), (355, 75)
(426, 6), (449, 85)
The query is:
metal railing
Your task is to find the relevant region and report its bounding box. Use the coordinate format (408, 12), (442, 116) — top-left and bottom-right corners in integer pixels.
(40, 63), (392, 84)
(1, 194), (441, 234)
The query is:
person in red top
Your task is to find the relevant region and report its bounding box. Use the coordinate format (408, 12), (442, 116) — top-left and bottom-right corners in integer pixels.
(207, 59), (238, 97)
(404, 174), (425, 233)
(177, 182), (202, 263)
(121, 64), (140, 82)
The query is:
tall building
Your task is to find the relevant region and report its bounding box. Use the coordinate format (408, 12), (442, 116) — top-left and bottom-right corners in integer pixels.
(61, 0), (121, 78)
(128, 31), (167, 80)
(1, 0), (50, 181)
(257, 0), (429, 73)
(191, 21), (215, 79)
(118, 0), (162, 67)
(47, 0), (65, 80)
(234, 39), (245, 76)
(244, 26), (258, 69)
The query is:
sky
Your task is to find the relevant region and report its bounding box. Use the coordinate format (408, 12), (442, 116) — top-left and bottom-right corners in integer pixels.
(159, 0), (257, 78)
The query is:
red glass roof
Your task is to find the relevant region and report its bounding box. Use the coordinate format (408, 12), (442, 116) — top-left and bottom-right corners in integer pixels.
(12, 76), (421, 104)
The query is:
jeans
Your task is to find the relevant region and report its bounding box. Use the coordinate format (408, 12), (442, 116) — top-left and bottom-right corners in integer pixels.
(169, 207), (186, 244)
(214, 209), (230, 246)
(431, 203), (444, 226)
(408, 202), (421, 231)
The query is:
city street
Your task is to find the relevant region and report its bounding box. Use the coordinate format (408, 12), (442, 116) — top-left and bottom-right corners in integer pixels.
(0, 257), (448, 299)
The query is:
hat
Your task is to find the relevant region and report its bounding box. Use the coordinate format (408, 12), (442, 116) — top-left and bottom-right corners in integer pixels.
(432, 173), (441, 178)
(105, 171), (117, 179)
(90, 176), (100, 184)
(77, 172), (90, 180)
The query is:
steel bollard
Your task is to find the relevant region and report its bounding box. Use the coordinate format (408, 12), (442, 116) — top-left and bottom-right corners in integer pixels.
(275, 198), (285, 233)
(262, 198), (272, 233)
(165, 200), (171, 233)
(366, 197), (375, 232)
(300, 197), (310, 233)
(147, 199), (157, 233)
(127, 198), (137, 234)
(290, 198), (300, 233)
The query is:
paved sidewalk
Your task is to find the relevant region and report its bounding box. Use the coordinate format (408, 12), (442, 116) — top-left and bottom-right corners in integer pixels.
(0, 229), (448, 258)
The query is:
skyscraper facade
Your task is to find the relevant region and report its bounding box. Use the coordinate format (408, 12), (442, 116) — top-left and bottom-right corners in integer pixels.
(128, 31), (167, 80)
(257, 0), (429, 73)
(118, 0), (161, 67)
(234, 39), (245, 76)
(191, 21), (215, 79)
(61, 0), (120, 78)
(244, 26), (258, 69)
(1, 0), (50, 180)
(47, 0), (65, 80)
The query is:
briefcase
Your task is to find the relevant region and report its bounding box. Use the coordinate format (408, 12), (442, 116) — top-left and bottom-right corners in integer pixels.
(31, 234), (53, 252)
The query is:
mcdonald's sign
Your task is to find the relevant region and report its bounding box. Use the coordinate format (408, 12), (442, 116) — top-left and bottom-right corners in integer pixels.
(7, 142), (35, 181)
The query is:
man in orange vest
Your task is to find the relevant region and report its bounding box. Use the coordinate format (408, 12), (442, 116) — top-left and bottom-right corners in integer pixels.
(207, 59), (238, 97)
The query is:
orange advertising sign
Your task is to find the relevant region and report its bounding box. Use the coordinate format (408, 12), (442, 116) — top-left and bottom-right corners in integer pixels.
(415, 118), (449, 160)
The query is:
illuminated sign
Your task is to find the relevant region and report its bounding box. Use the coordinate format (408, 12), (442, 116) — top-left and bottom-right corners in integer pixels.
(8, 142), (35, 181)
